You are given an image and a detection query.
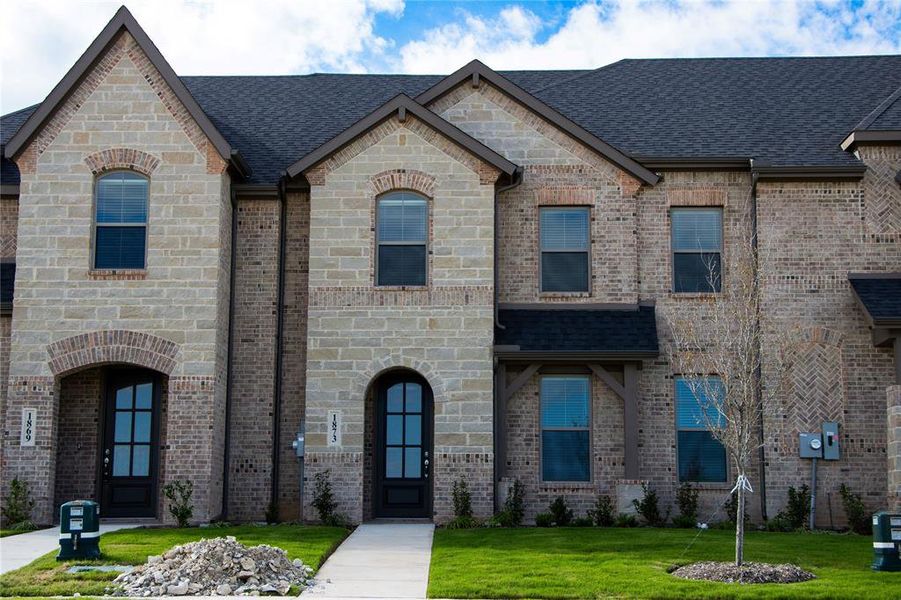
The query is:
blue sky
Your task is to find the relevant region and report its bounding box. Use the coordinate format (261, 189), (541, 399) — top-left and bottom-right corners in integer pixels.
(2, 1), (900, 114)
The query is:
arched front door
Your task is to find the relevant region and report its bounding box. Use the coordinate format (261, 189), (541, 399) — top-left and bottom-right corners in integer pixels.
(374, 372), (433, 518)
(101, 368), (161, 517)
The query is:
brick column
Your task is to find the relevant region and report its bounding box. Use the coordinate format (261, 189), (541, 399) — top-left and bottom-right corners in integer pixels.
(888, 385), (901, 512)
(2, 377), (60, 526)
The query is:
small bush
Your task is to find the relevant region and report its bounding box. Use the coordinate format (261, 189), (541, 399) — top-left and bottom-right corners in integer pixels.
(2, 478), (36, 529)
(588, 495), (615, 527)
(452, 479), (473, 518)
(572, 516), (594, 527)
(499, 479), (525, 527)
(549, 496), (573, 527)
(632, 483), (669, 527)
(672, 482), (699, 528)
(312, 470), (343, 526)
(445, 515), (481, 529)
(723, 490), (750, 525)
(163, 480), (194, 528)
(839, 483), (870, 535)
(11, 519), (36, 531)
(786, 484), (811, 529)
(265, 501), (279, 524)
(615, 513), (639, 527)
(765, 512), (796, 532)
(535, 512), (555, 527)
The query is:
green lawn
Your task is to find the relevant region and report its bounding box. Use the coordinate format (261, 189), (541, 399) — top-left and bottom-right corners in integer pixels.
(0, 524), (349, 597)
(0, 529), (32, 538)
(428, 527), (900, 599)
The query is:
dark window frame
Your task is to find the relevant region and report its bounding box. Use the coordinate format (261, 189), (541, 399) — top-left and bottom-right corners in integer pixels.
(92, 170), (149, 270)
(670, 206), (723, 294)
(375, 190), (429, 287)
(539, 206), (591, 294)
(539, 374), (592, 483)
(674, 375), (729, 483)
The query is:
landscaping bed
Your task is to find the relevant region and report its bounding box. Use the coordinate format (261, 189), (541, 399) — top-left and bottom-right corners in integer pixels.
(0, 524), (349, 597)
(428, 527), (899, 599)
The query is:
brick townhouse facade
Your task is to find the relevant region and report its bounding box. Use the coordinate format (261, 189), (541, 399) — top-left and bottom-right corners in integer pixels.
(0, 7), (899, 526)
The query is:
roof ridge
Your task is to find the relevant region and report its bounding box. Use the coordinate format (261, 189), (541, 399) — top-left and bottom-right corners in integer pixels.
(852, 85), (901, 131)
(528, 60), (632, 94)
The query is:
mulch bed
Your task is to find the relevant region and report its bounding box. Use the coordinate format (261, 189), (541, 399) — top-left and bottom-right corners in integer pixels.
(671, 561), (816, 584)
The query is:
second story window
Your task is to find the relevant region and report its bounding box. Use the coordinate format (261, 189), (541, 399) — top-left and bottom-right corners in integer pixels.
(376, 191), (428, 286)
(671, 207), (722, 293)
(540, 207), (589, 292)
(94, 172), (148, 270)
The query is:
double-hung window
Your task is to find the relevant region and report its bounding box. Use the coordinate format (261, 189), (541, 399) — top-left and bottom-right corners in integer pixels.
(94, 172), (149, 270)
(376, 191), (428, 286)
(540, 207), (589, 292)
(675, 376), (727, 482)
(671, 208), (722, 293)
(541, 376), (590, 481)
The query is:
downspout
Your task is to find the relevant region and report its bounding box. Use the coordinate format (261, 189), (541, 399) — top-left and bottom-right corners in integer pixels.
(221, 185), (239, 520)
(492, 168), (523, 511)
(750, 160), (768, 521)
(270, 177), (289, 517)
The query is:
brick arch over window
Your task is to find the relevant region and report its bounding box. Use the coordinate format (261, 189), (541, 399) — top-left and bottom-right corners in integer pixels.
(780, 325), (845, 451)
(356, 353), (446, 405)
(47, 330), (180, 377)
(83, 148), (161, 176)
(368, 169), (437, 198)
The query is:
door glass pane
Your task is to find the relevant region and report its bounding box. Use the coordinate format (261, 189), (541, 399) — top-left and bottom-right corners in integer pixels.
(116, 386), (133, 409)
(386, 447), (402, 478)
(132, 445), (150, 477)
(405, 415), (421, 445)
(404, 447), (421, 478)
(135, 383), (152, 409)
(386, 415), (403, 445)
(405, 383), (421, 412)
(134, 412), (151, 443)
(114, 411), (132, 443)
(387, 384), (403, 412)
(113, 445), (131, 476)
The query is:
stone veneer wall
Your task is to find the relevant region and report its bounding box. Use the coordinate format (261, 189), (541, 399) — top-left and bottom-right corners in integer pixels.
(2, 30), (231, 524)
(1, 195), (17, 438)
(303, 115), (496, 523)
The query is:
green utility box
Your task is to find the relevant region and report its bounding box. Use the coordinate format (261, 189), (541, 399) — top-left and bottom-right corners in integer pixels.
(872, 511), (901, 572)
(57, 500), (101, 560)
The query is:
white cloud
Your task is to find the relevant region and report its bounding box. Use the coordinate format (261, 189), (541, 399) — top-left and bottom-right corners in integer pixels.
(0, 0), (403, 113)
(395, 0), (901, 74)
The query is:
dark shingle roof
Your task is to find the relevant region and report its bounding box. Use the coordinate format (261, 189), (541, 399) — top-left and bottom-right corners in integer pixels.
(0, 262), (15, 312)
(3, 56), (901, 184)
(849, 275), (901, 326)
(496, 306), (658, 356)
(1, 104), (38, 186)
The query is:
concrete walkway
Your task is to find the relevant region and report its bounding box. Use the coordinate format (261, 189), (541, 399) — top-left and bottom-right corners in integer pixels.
(0, 522), (142, 574)
(304, 522), (435, 599)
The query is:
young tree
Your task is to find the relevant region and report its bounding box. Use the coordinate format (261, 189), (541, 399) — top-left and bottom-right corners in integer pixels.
(663, 192), (792, 566)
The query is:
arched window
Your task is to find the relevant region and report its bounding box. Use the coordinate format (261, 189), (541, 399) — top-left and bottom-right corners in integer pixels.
(376, 191), (428, 286)
(94, 171), (149, 269)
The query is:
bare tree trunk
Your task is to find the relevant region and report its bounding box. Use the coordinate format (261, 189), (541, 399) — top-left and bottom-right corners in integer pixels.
(735, 476), (746, 566)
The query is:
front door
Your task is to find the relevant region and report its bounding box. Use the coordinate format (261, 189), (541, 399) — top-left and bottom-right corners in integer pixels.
(101, 370), (160, 517)
(375, 374), (432, 518)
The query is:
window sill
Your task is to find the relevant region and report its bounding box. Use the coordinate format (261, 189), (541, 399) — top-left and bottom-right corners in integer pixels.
(669, 291), (721, 299)
(681, 481), (732, 491)
(539, 481), (595, 491)
(539, 291), (591, 299)
(88, 269), (147, 281)
(374, 285), (429, 291)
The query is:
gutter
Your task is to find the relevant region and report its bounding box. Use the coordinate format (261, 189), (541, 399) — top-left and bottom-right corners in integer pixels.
(269, 176), (289, 518)
(750, 163), (768, 522)
(221, 185), (239, 520)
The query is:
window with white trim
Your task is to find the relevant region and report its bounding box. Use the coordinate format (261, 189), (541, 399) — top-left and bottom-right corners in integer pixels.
(541, 375), (590, 481)
(376, 191), (428, 286)
(94, 171), (149, 270)
(675, 376), (728, 482)
(540, 207), (589, 292)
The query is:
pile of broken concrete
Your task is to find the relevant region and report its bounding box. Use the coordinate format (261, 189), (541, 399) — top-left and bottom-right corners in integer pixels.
(111, 536), (314, 596)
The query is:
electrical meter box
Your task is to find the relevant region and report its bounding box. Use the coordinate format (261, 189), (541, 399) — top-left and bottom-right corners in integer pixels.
(822, 421), (840, 460)
(872, 512), (901, 571)
(57, 500), (101, 560)
(799, 432), (823, 458)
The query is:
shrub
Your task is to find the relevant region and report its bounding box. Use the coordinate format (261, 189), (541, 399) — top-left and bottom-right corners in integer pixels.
(312, 470), (344, 526)
(672, 482), (699, 528)
(163, 480), (194, 528)
(632, 483), (669, 527)
(615, 513), (639, 527)
(500, 479), (525, 527)
(445, 515), (481, 529)
(572, 516), (594, 527)
(265, 501), (279, 524)
(2, 478), (36, 529)
(535, 512), (555, 527)
(785, 484), (811, 529)
(723, 490), (750, 525)
(839, 483), (870, 535)
(549, 496), (573, 527)
(765, 512), (795, 532)
(452, 479), (473, 518)
(588, 495), (615, 527)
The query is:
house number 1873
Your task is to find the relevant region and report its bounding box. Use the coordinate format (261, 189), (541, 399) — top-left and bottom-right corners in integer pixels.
(21, 408), (36, 446)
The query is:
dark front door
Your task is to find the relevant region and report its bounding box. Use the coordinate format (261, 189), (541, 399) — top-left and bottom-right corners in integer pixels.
(375, 374), (432, 518)
(101, 370), (160, 517)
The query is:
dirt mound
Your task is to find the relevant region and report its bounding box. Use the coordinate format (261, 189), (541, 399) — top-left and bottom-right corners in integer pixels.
(111, 536), (313, 596)
(671, 561), (815, 584)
